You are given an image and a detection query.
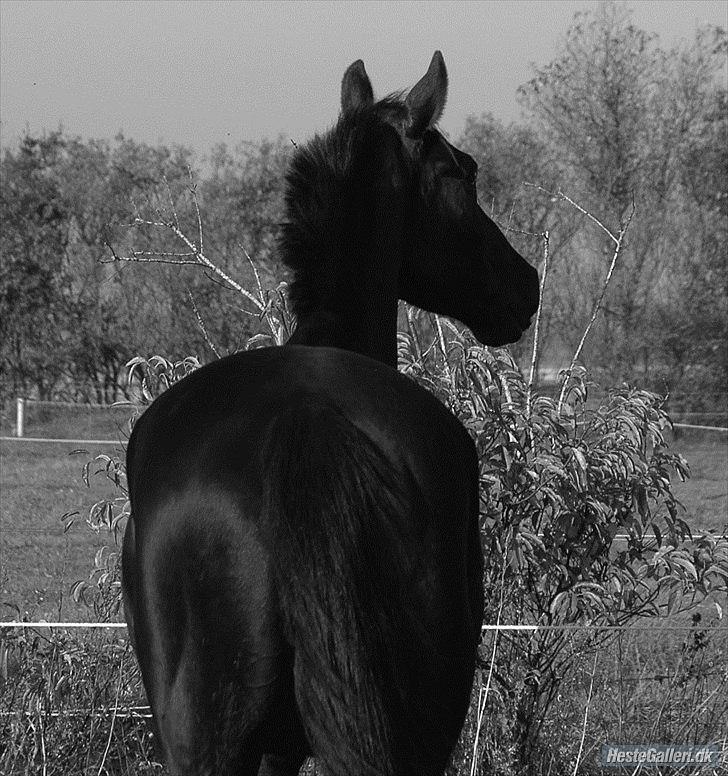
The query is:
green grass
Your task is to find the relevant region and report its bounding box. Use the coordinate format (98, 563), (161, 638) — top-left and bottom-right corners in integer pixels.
(669, 428), (728, 535)
(1, 405), (130, 623)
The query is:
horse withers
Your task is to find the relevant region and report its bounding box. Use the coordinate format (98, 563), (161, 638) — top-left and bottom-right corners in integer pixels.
(122, 52), (539, 776)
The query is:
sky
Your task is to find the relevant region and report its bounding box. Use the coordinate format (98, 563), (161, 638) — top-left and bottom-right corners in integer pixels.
(1, 0), (726, 156)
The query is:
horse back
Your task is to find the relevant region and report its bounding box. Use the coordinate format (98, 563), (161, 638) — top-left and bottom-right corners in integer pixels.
(127, 345), (478, 533)
(124, 345), (482, 773)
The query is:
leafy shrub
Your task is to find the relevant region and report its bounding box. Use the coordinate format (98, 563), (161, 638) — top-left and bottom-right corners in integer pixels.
(397, 314), (728, 772)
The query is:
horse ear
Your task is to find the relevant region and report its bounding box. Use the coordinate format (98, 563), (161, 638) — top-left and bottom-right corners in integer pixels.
(405, 51), (448, 138)
(341, 59), (374, 113)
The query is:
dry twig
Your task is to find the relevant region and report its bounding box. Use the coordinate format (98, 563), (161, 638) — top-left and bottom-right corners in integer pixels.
(526, 230), (550, 418)
(524, 184), (635, 415)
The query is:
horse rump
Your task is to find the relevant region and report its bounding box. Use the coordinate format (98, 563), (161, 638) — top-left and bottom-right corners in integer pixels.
(263, 395), (468, 776)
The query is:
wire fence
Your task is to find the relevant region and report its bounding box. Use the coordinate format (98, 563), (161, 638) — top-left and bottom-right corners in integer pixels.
(0, 620), (723, 632)
(2, 621), (726, 731)
(5, 396), (728, 438)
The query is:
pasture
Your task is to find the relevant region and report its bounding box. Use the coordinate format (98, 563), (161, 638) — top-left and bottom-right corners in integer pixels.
(1, 404), (130, 623)
(1, 403), (727, 774)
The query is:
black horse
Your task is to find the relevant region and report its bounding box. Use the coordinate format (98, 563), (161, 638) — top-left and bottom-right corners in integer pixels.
(122, 52), (539, 776)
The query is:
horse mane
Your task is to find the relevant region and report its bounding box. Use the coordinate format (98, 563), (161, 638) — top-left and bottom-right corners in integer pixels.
(280, 95), (409, 318)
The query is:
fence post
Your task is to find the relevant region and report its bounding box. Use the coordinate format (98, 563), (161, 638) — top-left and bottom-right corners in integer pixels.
(16, 397), (24, 438)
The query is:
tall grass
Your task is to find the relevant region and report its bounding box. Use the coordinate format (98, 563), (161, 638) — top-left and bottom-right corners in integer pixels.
(0, 630), (154, 775)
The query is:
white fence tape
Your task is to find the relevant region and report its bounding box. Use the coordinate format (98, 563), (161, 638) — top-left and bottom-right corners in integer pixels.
(0, 436), (122, 445)
(0, 621), (717, 633)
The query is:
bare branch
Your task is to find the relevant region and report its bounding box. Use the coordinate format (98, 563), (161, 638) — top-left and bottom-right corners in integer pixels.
(526, 231), (550, 418)
(505, 199), (516, 235)
(103, 239), (121, 262)
(572, 650), (599, 776)
(202, 269), (241, 294)
(556, 199), (636, 414)
(524, 183), (621, 244)
(162, 174), (180, 229)
(188, 166), (204, 256)
(432, 314), (454, 390)
(242, 244), (265, 303)
(108, 210), (266, 313)
(101, 253), (203, 267)
(187, 290), (221, 359)
(167, 222), (264, 311)
(470, 545), (509, 776)
(106, 172), (296, 355)
(523, 183), (636, 415)
(133, 216), (168, 229)
(132, 250), (197, 258)
(405, 304), (423, 365)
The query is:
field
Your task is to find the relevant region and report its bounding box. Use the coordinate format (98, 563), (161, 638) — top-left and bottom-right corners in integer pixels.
(1, 404), (132, 623)
(1, 404), (727, 774)
(670, 428), (728, 535)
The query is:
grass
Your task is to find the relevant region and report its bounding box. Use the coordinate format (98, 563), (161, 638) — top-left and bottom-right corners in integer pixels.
(2, 624), (724, 775)
(2, 408), (725, 620)
(669, 428), (728, 535)
(0, 630), (155, 775)
(454, 621), (728, 775)
(1, 406), (130, 623)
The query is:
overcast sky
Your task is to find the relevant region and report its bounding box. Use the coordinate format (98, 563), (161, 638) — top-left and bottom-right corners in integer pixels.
(1, 0), (726, 155)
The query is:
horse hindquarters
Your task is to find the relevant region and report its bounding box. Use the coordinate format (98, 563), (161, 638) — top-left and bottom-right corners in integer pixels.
(264, 397), (478, 776)
(122, 490), (305, 776)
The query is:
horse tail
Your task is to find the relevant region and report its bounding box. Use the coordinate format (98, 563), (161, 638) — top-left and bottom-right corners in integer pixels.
(263, 397), (424, 776)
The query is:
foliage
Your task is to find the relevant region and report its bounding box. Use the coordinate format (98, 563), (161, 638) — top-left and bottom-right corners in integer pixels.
(64, 48), (727, 760)
(72, 291), (728, 773)
(2, 5), (724, 405)
(0, 133), (72, 400)
(514, 1), (727, 399)
(0, 132), (287, 402)
(398, 311), (728, 772)
(202, 136), (290, 271)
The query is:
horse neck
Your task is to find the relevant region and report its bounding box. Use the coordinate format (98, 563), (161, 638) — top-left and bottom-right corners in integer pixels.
(286, 232), (401, 368)
(284, 170), (405, 368)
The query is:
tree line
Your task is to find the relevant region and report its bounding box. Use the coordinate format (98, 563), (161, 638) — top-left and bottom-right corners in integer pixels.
(1, 2), (725, 409)
(0, 131), (288, 402)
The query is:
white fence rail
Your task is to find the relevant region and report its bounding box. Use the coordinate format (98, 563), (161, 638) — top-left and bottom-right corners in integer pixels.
(0, 621), (719, 632)
(4, 394), (728, 439)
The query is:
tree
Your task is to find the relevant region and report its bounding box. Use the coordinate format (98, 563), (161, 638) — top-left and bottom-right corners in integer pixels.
(517, 1), (727, 403)
(0, 133), (72, 399)
(457, 114), (581, 373)
(0, 131), (291, 400)
(60, 133), (200, 400)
